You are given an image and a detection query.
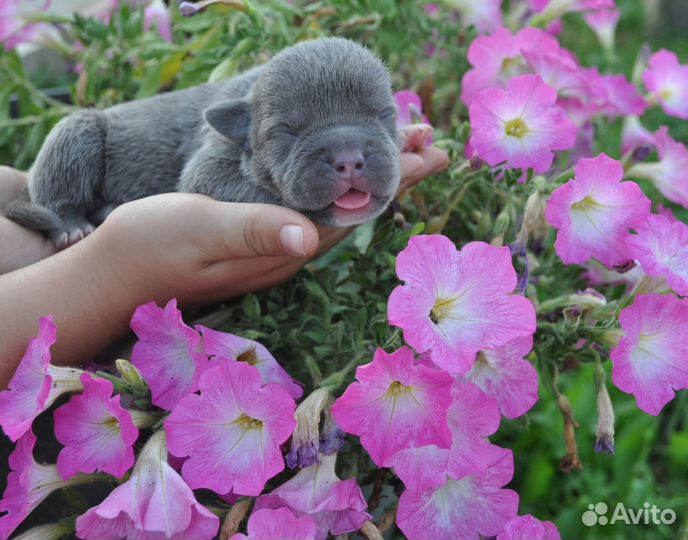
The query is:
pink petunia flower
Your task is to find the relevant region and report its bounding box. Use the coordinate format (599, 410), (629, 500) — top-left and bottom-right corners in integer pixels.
(164, 360), (296, 495)
(446, 380), (502, 474)
(0, 430), (91, 540)
(76, 430), (220, 540)
(627, 126), (688, 207)
(394, 445), (519, 540)
(144, 0), (172, 42)
(0, 0), (51, 50)
(230, 508), (316, 540)
(461, 27), (565, 106)
(0, 317), (83, 442)
(590, 71), (647, 118)
(583, 260), (643, 288)
(395, 90), (429, 127)
(130, 299), (210, 411)
(643, 49), (688, 119)
(331, 347), (453, 467)
(621, 116), (655, 155)
(424, 4), (439, 16)
(198, 326), (303, 399)
(611, 294), (688, 415)
(657, 204), (679, 223)
(521, 50), (589, 102)
(466, 336), (539, 419)
(584, 8), (620, 52)
(254, 453), (371, 539)
(626, 214), (688, 296)
(444, 0), (503, 34)
(388, 235), (536, 374)
(469, 75), (577, 173)
(394, 91), (433, 149)
(556, 98), (595, 131)
(497, 514), (561, 540)
(545, 153), (651, 267)
(53, 373), (139, 479)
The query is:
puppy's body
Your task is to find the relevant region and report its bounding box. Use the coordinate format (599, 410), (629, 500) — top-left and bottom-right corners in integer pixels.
(9, 39), (401, 247)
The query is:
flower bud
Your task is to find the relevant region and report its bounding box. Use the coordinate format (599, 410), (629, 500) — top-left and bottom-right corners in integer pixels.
(521, 190), (549, 244)
(601, 328), (623, 347)
(632, 145), (652, 162)
(178, 0), (246, 17)
(13, 523), (71, 540)
(178, 1), (201, 16)
(493, 209), (511, 236)
(595, 383), (615, 454)
(115, 358), (148, 395)
(594, 363), (615, 455)
(567, 288), (607, 312)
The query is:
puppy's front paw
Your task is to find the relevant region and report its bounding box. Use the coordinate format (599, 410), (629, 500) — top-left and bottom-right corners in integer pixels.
(400, 123), (434, 152)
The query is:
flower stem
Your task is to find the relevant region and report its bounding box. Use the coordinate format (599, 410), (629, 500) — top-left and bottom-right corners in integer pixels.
(426, 177), (481, 234)
(128, 409), (161, 429)
(318, 356), (365, 392)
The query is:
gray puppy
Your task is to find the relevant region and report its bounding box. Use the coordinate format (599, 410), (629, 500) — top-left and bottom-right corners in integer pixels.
(7, 38), (406, 248)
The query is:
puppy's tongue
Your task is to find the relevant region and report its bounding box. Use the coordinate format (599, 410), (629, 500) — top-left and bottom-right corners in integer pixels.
(333, 189), (371, 210)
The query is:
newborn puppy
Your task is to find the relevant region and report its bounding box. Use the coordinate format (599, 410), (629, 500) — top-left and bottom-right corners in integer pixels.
(7, 38), (411, 249)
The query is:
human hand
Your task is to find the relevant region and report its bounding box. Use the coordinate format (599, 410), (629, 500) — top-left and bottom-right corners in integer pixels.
(0, 141), (448, 373)
(0, 166), (56, 274)
(93, 142), (449, 307)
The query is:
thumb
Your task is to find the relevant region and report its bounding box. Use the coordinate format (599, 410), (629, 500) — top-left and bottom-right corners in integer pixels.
(200, 200), (320, 259)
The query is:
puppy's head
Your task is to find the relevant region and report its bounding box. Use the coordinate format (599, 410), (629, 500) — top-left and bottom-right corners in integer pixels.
(205, 38), (401, 227)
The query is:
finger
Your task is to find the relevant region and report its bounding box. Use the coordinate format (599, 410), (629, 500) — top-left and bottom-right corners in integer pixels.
(197, 200), (320, 260)
(400, 146), (450, 189)
(400, 124), (434, 152)
(400, 153), (425, 185)
(0, 167), (28, 210)
(189, 255), (301, 305)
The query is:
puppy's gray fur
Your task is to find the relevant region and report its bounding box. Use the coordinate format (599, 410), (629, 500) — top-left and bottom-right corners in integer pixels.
(7, 38), (401, 248)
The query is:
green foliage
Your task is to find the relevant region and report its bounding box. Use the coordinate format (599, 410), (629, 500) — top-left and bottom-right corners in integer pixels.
(2, 1), (687, 539)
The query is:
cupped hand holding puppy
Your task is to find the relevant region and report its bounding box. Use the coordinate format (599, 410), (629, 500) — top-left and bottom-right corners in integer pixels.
(98, 145), (448, 304)
(0, 144), (448, 386)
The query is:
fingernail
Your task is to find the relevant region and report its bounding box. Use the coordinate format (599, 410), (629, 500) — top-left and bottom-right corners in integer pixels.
(280, 224), (306, 256)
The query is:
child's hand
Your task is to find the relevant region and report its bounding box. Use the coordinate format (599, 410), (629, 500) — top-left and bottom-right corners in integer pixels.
(94, 145), (449, 306)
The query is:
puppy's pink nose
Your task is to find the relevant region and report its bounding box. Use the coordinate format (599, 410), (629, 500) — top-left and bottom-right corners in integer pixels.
(332, 151), (365, 178)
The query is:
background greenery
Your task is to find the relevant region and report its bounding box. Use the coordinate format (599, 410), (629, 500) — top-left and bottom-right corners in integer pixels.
(1, 1), (687, 539)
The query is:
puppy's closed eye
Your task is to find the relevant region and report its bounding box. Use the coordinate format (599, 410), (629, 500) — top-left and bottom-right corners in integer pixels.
(270, 123), (300, 139)
(378, 107), (397, 121)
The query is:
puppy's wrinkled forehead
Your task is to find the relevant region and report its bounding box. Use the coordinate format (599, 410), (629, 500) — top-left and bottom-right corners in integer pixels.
(253, 38), (394, 127)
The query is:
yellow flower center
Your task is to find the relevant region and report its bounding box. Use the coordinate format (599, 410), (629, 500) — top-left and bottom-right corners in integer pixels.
(504, 118), (529, 139)
(386, 380), (412, 398)
(660, 88), (674, 101)
(430, 296), (457, 325)
(237, 346), (258, 365)
(102, 416), (120, 431)
(500, 56), (522, 77)
(571, 195), (601, 211)
(234, 413), (263, 430)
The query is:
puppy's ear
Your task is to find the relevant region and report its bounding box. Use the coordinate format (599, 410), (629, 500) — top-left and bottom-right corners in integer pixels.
(204, 99), (253, 150)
